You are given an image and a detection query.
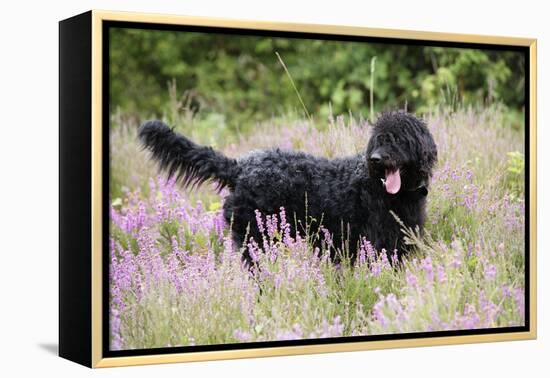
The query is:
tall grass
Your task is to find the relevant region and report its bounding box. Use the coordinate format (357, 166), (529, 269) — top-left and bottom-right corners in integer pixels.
(109, 105), (525, 350)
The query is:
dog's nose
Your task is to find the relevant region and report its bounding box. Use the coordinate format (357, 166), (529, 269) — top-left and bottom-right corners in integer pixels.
(369, 152), (382, 163)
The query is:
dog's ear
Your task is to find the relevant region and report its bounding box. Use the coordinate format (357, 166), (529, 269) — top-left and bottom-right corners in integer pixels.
(419, 126), (438, 177)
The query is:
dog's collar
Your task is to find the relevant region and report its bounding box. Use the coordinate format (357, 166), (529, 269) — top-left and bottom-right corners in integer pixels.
(401, 183), (428, 199)
(368, 172), (429, 199)
(377, 176), (429, 198)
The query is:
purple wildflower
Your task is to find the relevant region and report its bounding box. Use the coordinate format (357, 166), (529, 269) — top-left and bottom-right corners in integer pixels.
(421, 256), (434, 283)
(483, 264), (497, 281)
(406, 269), (418, 288)
(437, 265), (447, 283)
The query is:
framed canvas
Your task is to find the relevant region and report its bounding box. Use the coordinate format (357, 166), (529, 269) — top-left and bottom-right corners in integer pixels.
(59, 10), (537, 368)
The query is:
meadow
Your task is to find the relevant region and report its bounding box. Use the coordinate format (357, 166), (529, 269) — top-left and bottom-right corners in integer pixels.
(109, 104), (525, 350)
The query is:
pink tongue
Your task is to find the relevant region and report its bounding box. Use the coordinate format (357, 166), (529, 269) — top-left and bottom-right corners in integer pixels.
(385, 168), (401, 194)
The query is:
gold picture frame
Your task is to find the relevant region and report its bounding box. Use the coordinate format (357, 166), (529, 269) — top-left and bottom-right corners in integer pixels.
(59, 9), (537, 368)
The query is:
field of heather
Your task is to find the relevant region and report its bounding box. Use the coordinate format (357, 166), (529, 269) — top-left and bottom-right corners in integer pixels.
(109, 106), (525, 350)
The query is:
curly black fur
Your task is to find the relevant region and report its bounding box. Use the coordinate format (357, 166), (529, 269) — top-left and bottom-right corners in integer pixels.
(138, 120), (239, 191)
(139, 112), (437, 263)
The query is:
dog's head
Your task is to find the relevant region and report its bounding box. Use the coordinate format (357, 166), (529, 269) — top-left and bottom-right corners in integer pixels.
(366, 112), (437, 195)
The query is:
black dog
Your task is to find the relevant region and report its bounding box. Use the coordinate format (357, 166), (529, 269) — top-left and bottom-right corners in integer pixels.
(139, 112), (437, 263)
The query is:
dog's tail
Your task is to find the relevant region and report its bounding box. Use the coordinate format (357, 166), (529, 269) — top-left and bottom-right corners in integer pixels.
(138, 120), (239, 190)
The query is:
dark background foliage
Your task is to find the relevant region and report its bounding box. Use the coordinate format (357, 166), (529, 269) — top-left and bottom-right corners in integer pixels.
(109, 27), (525, 132)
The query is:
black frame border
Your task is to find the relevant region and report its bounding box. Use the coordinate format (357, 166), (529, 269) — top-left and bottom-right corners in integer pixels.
(101, 20), (531, 359)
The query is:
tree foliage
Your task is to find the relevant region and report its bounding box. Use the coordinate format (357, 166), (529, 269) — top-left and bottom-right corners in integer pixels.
(110, 28), (525, 130)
